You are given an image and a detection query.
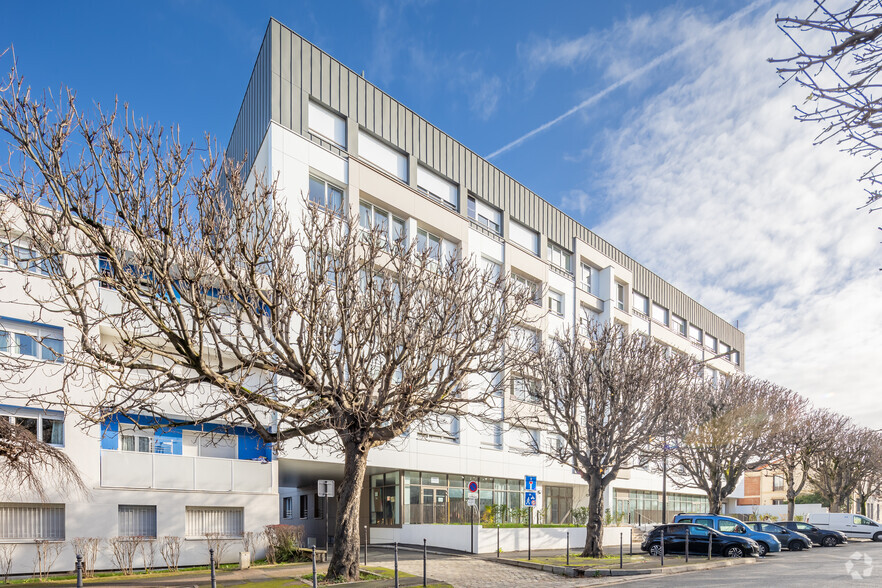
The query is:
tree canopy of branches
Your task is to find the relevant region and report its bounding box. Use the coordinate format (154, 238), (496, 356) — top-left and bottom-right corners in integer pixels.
(808, 419), (880, 513)
(0, 66), (533, 580)
(666, 377), (794, 515)
(773, 1), (882, 215)
(513, 323), (699, 557)
(766, 400), (842, 521)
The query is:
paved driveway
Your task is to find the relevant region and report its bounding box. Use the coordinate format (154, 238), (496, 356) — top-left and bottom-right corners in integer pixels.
(617, 539), (882, 587)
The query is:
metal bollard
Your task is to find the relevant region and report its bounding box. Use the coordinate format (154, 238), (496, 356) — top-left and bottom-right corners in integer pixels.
(312, 547), (317, 588)
(708, 533), (712, 560)
(394, 542), (399, 588)
(364, 525), (368, 566)
(423, 538), (427, 587)
(685, 527), (690, 563)
(76, 554), (83, 588)
(620, 534), (623, 569)
(566, 531), (570, 566)
(629, 527), (633, 556)
(209, 548), (216, 588)
(497, 524), (500, 558)
(660, 530), (664, 567)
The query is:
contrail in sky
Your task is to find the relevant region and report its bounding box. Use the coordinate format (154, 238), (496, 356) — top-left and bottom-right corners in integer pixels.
(486, 0), (772, 160)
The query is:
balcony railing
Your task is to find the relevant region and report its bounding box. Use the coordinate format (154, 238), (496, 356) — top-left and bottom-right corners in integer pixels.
(100, 450), (274, 493)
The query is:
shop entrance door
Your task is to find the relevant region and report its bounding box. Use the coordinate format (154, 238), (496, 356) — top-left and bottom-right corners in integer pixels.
(422, 488), (448, 524)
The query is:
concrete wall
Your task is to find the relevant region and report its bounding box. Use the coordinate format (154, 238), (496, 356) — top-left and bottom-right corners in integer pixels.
(729, 503), (828, 519)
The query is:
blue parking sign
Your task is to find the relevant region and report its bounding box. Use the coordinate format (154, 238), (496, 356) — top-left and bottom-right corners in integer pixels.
(525, 475), (537, 491)
(524, 491), (537, 507)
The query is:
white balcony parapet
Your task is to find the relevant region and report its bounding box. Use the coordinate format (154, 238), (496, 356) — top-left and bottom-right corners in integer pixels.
(100, 450), (274, 493)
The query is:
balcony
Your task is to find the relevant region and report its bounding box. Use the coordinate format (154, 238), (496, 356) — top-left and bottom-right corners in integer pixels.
(100, 450), (274, 493)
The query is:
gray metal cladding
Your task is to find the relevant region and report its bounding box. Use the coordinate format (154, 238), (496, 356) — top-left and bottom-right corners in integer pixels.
(225, 18), (745, 362)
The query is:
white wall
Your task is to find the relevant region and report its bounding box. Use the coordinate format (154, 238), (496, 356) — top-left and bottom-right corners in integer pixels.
(729, 503), (828, 519)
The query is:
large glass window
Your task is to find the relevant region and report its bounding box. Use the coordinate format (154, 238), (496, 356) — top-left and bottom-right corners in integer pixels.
(545, 486), (574, 524)
(0, 319), (64, 363)
(370, 473), (400, 526)
(359, 202), (406, 246)
(0, 504), (65, 540)
(402, 472), (527, 525)
(308, 175), (344, 210)
(2, 408), (64, 446)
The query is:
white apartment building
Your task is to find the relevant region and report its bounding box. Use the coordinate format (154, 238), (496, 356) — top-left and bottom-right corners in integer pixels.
(225, 20), (746, 549)
(0, 18), (745, 572)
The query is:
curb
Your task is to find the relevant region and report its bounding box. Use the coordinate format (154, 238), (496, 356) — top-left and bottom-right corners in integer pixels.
(492, 555), (757, 578)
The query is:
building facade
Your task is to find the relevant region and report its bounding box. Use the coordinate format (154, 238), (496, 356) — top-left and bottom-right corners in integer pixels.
(228, 20), (746, 548)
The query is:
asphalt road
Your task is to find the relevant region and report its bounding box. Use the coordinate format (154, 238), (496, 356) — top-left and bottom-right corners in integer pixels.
(618, 539), (882, 587)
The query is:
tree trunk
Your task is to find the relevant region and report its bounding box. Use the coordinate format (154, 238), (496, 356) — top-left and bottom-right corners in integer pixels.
(708, 491), (723, 515)
(326, 439), (370, 582)
(860, 498), (868, 516)
(581, 474), (604, 558)
(787, 498), (796, 522)
(830, 497), (843, 513)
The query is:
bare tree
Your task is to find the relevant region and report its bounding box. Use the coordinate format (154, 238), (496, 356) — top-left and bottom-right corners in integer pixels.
(159, 536), (182, 572)
(0, 65), (532, 581)
(767, 400), (843, 521)
(855, 442), (882, 517)
(809, 420), (878, 513)
(512, 323), (699, 558)
(0, 543), (15, 583)
(665, 377), (795, 516)
(32, 540), (63, 580)
(108, 536), (141, 575)
(773, 1), (882, 215)
(70, 537), (101, 578)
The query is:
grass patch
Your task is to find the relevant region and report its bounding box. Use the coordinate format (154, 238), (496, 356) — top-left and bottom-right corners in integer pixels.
(516, 553), (646, 567)
(301, 566), (414, 585)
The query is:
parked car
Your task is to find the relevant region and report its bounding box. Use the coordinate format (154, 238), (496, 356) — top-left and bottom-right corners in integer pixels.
(779, 521), (847, 547)
(745, 521), (812, 551)
(672, 513), (782, 556)
(641, 523), (759, 558)
(807, 513), (882, 541)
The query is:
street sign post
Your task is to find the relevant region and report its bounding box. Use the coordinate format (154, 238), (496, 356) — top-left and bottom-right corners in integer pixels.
(525, 476), (536, 491)
(525, 475), (537, 560)
(318, 480), (335, 550)
(468, 480), (478, 494)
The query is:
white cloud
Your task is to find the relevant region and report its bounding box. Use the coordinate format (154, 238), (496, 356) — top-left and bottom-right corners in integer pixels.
(571, 2), (882, 426)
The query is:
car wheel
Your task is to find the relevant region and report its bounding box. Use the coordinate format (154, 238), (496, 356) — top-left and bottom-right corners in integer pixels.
(725, 546), (744, 558)
(874, 533), (882, 542)
(822, 536), (837, 547)
(789, 541), (804, 551)
(649, 544), (663, 557)
(756, 542), (768, 557)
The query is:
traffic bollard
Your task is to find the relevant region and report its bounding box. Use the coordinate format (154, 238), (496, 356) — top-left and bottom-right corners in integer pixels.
(76, 554), (83, 588)
(209, 548), (216, 588)
(364, 525), (368, 566)
(708, 533), (712, 560)
(619, 534), (623, 569)
(423, 538), (427, 587)
(566, 531), (570, 566)
(497, 524), (500, 558)
(685, 528), (690, 563)
(394, 542), (399, 588)
(312, 547), (317, 588)
(660, 530), (664, 567)
(629, 528), (633, 556)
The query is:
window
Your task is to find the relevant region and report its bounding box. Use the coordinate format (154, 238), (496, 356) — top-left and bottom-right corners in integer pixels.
(299, 496), (309, 519)
(370, 473), (401, 525)
(580, 263), (595, 294)
(120, 424), (154, 453)
(185, 507), (244, 538)
(547, 242), (572, 273)
(0, 504), (65, 540)
(467, 196), (502, 234)
(511, 376), (540, 402)
(579, 306), (601, 333)
(632, 292), (649, 316)
(0, 319), (64, 363)
(671, 315), (687, 336)
(1, 407), (64, 446)
(482, 256), (502, 280)
(181, 431), (238, 459)
(720, 342), (731, 360)
(718, 519), (742, 533)
(11, 244), (50, 276)
(512, 274), (541, 305)
(731, 350), (740, 365)
(359, 202), (406, 246)
(705, 334), (718, 353)
(308, 175), (344, 210)
(548, 290), (564, 316)
(772, 475), (784, 491)
(651, 303), (669, 326)
(417, 166), (458, 209)
(509, 220), (539, 255)
(616, 283), (625, 311)
(308, 101), (346, 148)
(118, 505), (157, 538)
(282, 497), (293, 519)
(314, 494), (325, 519)
(358, 130), (407, 181)
(688, 324), (703, 345)
(511, 325), (540, 352)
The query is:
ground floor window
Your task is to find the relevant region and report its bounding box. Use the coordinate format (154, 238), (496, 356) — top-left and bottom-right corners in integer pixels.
(545, 486), (574, 524)
(370, 472), (400, 526)
(118, 505), (157, 538)
(0, 503), (65, 540)
(402, 472), (529, 525)
(613, 490), (709, 524)
(185, 506), (243, 538)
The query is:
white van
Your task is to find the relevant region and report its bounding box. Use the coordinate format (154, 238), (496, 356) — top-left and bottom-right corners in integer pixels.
(808, 513), (882, 541)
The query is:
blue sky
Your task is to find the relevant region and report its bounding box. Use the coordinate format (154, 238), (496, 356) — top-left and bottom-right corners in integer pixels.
(4, 1), (881, 425)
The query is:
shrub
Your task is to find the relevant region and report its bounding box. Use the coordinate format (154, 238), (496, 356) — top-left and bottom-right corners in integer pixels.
(33, 540), (63, 580)
(108, 537), (142, 575)
(159, 536), (183, 571)
(571, 507), (590, 526)
(0, 544), (16, 583)
(263, 525), (306, 564)
(70, 538), (101, 578)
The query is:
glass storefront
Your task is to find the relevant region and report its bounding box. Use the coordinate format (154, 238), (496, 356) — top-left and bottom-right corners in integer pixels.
(545, 486), (574, 524)
(614, 489), (709, 524)
(403, 471), (529, 524)
(370, 472), (400, 525)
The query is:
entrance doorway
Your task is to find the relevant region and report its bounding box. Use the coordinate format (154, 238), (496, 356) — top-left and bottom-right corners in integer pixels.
(422, 488), (448, 524)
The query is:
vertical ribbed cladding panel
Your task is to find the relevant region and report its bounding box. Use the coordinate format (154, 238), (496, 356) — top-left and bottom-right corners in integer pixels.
(245, 19), (745, 367)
